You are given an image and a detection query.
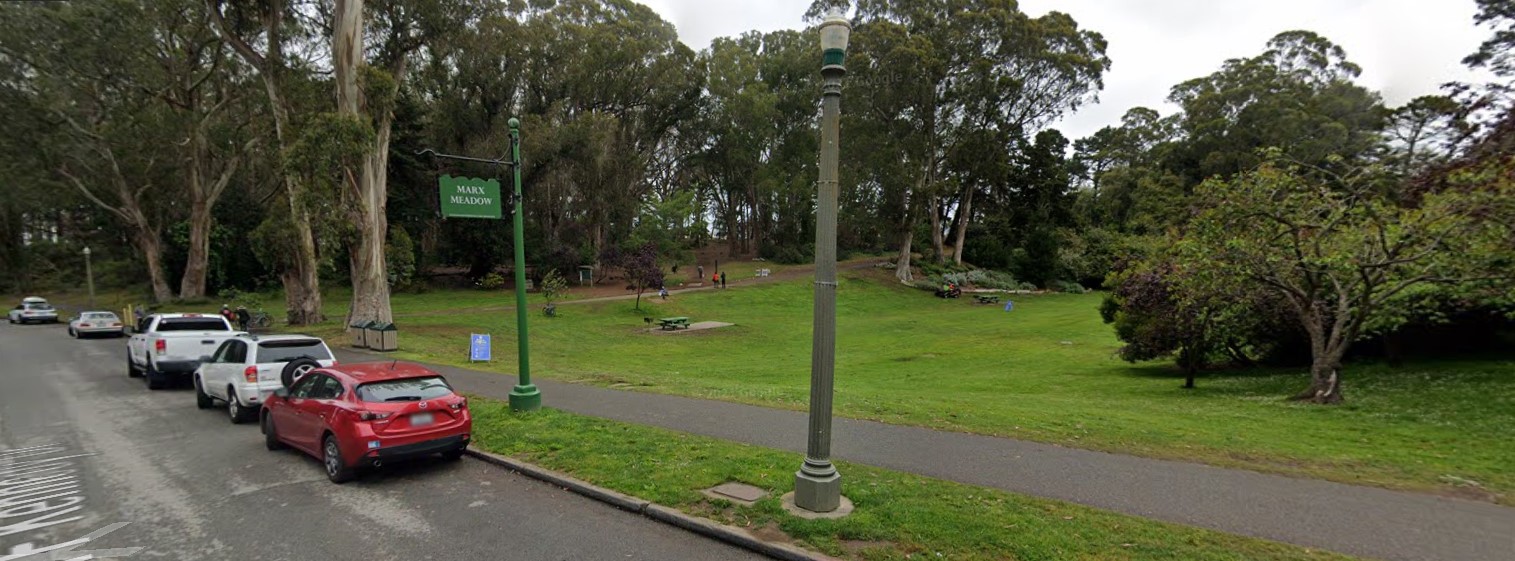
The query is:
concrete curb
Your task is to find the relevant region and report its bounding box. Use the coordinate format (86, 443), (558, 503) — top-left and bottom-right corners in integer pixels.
(464, 449), (840, 561)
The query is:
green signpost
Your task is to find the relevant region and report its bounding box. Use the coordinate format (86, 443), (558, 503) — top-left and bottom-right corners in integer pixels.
(425, 118), (539, 412)
(439, 175), (503, 219)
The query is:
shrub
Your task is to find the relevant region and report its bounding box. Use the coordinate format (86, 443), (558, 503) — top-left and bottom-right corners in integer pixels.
(1053, 280), (1087, 294)
(912, 279), (939, 292)
(1016, 282), (1039, 291)
(476, 272), (506, 290)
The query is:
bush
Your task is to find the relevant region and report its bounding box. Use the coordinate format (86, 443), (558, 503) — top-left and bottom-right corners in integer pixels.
(476, 272), (506, 290)
(1017, 282), (1039, 291)
(975, 270), (1019, 290)
(912, 279), (939, 292)
(1052, 280), (1087, 294)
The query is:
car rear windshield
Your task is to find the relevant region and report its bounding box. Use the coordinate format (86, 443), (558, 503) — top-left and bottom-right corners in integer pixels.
(24, 304), (53, 311)
(156, 318), (229, 331)
(355, 377), (454, 402)
(257, 340), (332, 362)
(83, 313), (118, 320)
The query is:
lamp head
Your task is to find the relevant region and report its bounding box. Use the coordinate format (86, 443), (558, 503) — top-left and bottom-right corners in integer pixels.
(819, 7), (850, 67)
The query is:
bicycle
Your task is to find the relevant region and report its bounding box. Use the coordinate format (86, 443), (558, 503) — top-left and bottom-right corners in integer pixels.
(248, 309), (272, 330)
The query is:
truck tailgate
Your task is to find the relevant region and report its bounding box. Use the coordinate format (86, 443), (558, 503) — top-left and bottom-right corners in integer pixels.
(159, 332), (234, 360)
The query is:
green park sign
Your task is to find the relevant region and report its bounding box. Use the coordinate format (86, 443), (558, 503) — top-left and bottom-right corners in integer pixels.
(439, 174), (502, 219)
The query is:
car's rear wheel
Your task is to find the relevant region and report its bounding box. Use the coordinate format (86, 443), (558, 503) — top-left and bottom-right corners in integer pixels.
(127, 353), (143, 378)
(262, 413), (286, 451)
(194, 378), (214, 409)
(68, 328), (76, 338)
(145, 364), (166, 390)
(323, 435), (355, 484)
(227, 387), (254, 424)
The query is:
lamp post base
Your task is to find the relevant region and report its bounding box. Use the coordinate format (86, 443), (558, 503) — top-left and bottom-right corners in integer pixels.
(509, 384), (541, 412)
(792, 469), (842, 512)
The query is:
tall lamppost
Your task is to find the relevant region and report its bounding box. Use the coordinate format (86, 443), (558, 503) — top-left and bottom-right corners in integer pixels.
(82, 246), (95, 309)
(506, 118), (541, 412)
(793, 7), (850, 514)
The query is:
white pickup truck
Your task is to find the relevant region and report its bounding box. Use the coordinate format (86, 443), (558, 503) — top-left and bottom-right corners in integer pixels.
(127, 313), (243, 390)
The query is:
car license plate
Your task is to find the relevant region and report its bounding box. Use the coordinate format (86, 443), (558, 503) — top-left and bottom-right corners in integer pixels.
(411, 412), (434, 427)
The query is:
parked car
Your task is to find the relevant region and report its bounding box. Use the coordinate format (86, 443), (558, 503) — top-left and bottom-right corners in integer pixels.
(68, 311), (126, 338)
(261, 362), (471, 483)
(126, 313), (242, 390)
(8, 297), (58, 324)
(194, 334), (337, 424)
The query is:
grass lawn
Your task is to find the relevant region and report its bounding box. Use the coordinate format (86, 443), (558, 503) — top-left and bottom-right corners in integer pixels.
(18, 267), (1512, 503)
(469, 399), (1357, 561)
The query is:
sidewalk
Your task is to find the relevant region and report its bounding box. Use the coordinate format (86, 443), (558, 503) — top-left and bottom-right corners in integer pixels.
(334, 348), (1514, 561)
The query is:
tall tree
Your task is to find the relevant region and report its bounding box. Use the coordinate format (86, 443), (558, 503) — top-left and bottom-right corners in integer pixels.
(833, 0), (1109, 279)
(0, 0), (179, 301)
(206, 0), (325, 324)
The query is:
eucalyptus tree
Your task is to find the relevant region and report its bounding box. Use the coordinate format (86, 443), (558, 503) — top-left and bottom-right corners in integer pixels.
(206, 0), (327, 324)
(0, 0), (183, 302)
(823, 0), (1109, 279)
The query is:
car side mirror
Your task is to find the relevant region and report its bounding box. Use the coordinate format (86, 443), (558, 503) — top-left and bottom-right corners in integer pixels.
(273, 388), (289, 398)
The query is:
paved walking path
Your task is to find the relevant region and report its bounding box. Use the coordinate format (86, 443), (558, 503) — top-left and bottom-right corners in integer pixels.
(334, 348), (1514, 561)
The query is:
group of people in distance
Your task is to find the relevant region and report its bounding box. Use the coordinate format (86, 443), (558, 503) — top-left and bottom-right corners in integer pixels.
(220, 305), (251, 330)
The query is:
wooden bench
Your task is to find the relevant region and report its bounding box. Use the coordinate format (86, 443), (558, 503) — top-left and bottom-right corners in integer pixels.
(974, 294), (1001, 304)
(658, 317), (691, 330)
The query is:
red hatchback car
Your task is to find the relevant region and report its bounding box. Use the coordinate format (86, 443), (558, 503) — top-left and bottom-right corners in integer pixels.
(260, 362), (471, 483)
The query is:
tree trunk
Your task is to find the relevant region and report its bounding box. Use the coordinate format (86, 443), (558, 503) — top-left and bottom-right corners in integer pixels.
(1183, 364), (1196, 389)
(179, 194), (212, 300)
(951, 186), (974, 266)
(135, 229), (173, 304)
(283, 210), (324, 325)
(335, 0), (393, 329)
(929, 196), (945, 264)
(1295, 357), (1345, 404)
(894, 228), (914, 283)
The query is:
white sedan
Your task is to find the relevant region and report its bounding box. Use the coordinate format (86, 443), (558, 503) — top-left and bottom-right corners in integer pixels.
(69, 311), (126, 338)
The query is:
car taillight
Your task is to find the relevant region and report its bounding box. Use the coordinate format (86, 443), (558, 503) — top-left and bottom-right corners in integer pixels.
(79, 323), (91, 327)
(358, 411), (393, 421)
(110, 322), (121, 327)
(450, 399), (467, 410)
(244, 366), (258, 383)
(154, 340), (166, 353)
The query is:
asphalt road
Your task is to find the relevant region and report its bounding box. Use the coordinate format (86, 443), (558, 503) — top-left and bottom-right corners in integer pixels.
(0, 321), (764, 561)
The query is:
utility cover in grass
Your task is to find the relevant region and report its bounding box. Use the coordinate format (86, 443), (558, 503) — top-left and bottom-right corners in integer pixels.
(702, 482), (767, 506)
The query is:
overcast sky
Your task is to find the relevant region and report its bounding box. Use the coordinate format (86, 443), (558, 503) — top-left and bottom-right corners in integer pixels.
(637, 0), (1492, 140)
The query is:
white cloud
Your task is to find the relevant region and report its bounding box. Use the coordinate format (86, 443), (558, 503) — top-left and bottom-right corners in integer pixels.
(640, 0), (1491, 139)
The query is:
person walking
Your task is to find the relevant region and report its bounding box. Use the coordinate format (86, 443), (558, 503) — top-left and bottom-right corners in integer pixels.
(697, 265), (704, 284)
(235, 306), (251, 331)
(712, 272), (719, 286)
(659, 286), (668, 300)
(720, 271), (727, 289)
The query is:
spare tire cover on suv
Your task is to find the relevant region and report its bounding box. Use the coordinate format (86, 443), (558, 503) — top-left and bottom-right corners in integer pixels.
(280, 358), (322, 389)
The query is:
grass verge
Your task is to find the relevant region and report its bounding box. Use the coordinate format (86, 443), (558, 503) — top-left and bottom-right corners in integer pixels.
(469, 398), (1358, 561)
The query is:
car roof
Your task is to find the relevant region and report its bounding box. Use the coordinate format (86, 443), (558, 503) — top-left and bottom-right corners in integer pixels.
(154, 313), (223, 319)
(22, 297), (47, 303)
(318, 362), (441, 384)
(248, 334), (326, 344)
(81, 311), (118, 315)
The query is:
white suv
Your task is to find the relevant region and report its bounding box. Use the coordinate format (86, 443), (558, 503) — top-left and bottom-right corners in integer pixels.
(194, 334), (336, 423)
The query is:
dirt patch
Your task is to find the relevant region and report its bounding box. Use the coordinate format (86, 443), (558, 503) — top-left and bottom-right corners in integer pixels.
(840, 539), (898, 556)
(747, 522), (796, 545)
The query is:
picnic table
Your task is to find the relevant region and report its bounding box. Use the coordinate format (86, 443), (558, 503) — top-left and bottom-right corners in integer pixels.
(974, 294), (1001, 304)
(658, 316), (691, 330)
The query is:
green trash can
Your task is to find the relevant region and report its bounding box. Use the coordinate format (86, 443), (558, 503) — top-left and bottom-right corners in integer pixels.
(350, 321), (374, 349)
(368, 322), (398, 352)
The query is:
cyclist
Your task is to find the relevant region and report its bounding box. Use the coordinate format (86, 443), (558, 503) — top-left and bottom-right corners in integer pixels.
(235, 305), (250, 331)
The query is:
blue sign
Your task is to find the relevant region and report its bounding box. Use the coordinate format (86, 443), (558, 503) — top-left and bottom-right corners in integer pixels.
(470, 333), (491, 362)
